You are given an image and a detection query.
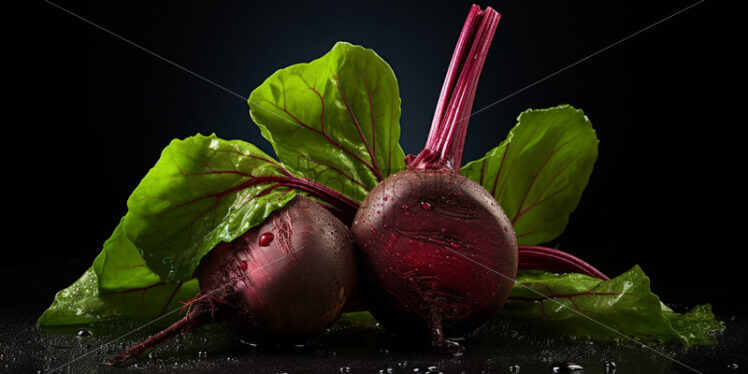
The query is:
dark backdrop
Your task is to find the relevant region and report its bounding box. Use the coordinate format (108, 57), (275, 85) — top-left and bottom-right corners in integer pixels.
(18, 0), (731, 303)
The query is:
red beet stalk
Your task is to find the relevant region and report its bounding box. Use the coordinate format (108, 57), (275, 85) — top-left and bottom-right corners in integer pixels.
(407, 4), (501, 170)
(518, 245), (609, 280)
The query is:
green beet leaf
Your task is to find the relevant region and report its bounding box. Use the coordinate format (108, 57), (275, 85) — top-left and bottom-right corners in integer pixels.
(38, 220), (200, 326)
(39, 134), (299, 325)
(125, 134), (296, 281)
(461, 105), (598, 245)
(500, 266), (724, 345)
(249, 42), (406, 202)
(38, 267), (116, 326)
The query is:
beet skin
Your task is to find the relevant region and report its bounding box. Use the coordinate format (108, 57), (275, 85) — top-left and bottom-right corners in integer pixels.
(108, 195), (356, 364)
(351, 170), (518, 348)
(197, 195), (356, 341)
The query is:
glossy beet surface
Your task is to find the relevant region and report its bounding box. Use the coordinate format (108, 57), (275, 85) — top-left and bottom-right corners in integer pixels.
(198, 195), (356, 341)
(108, 195), (356, 364)
(351, 170), (518, 346)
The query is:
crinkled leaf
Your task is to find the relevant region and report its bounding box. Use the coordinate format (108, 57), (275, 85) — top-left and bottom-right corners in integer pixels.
(461, 105), (598, 244)
(40, 134), (299, 325)
(500, 266), (724, 345)
(125, 134), (296, 281)
(38, 219), (200, 326)
(249, 42), (406, 202)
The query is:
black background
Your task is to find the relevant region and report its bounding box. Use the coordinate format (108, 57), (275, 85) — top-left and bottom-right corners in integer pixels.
(17, 0), (733, 307)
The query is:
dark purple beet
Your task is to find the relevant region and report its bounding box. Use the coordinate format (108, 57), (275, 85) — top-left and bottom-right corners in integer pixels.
(107, 195), (356, 364)
(352, 170), (517, 348)
(351, 5), (512, 351)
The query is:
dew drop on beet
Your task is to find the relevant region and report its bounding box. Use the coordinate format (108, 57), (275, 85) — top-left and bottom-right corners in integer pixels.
(450, 243), (461, 248)
(377, 210), (381, 215)
(504, 226), (509, 232)
(401, 204), (409, 210)
(259, 232), (274, 246)
(383, 196), (389, 201)
(371, 227), (377, 233)
(420, 201), (431, 210)
(76, 329), (92, 337)
(552, 362), (584, 373)
(240, 260), (248, 271)
(441, 227), (446, 233)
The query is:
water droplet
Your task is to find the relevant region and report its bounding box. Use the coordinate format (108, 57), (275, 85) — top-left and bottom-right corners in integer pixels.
(401, 204), (409, 210)
(604, 361), (616, 372)
(377, 210), (381, 215)
(504, 226), (509, 232)
(383, 196), (389, 201)
(552, 362), (584, 373)
(240, 260), (248, 271)
(396, 252), (401, 256)
(509, 364), (520, 373)
(197, 351), (207, 359)
(397, 361), (408, 368)
(427, 366), (438, 372)
(371, 227), (377, 233)
(259, 232), (274, 246)
(450, 243), (461, 248)
(441, 227), (446, 233)
(75, 329), (92, 337)
(420, 201), (432, 210)
(380, 368), (394, 374)
(339, 366), (351, 373)
(728, 363), (739, 369)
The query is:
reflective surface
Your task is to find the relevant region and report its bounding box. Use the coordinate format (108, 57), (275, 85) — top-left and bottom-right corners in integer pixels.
(3, 260), (743, 374)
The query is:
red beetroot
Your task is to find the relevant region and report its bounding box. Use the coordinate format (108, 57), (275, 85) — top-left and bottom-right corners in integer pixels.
(351, 5), (515, 352)
(107, 195), (356, 364)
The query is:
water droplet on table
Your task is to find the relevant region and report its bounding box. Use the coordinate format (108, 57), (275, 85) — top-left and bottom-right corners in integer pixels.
(552, 362), (584, 373)
(75, 329), (92, 337)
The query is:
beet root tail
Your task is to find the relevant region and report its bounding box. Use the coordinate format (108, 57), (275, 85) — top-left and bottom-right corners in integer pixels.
(105, 309), (209, 365)
(426, 306), (464, 356)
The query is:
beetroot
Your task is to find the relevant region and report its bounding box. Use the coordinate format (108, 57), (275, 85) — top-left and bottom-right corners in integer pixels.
(107, 195), (356, 364)
(351, 5), (516, 351)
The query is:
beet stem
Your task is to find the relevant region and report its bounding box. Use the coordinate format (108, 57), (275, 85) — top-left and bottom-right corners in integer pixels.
(518, 245), (610, 280)
(409, 5), (501, 170)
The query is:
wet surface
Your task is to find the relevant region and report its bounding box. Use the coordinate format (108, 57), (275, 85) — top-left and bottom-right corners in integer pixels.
(2, 260), (745, 374)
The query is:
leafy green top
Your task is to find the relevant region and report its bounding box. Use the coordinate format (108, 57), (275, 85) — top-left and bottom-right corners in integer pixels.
(250, 42), (406, 202)
(461, 105), (598, 244)
(39, 43), (722, 346)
